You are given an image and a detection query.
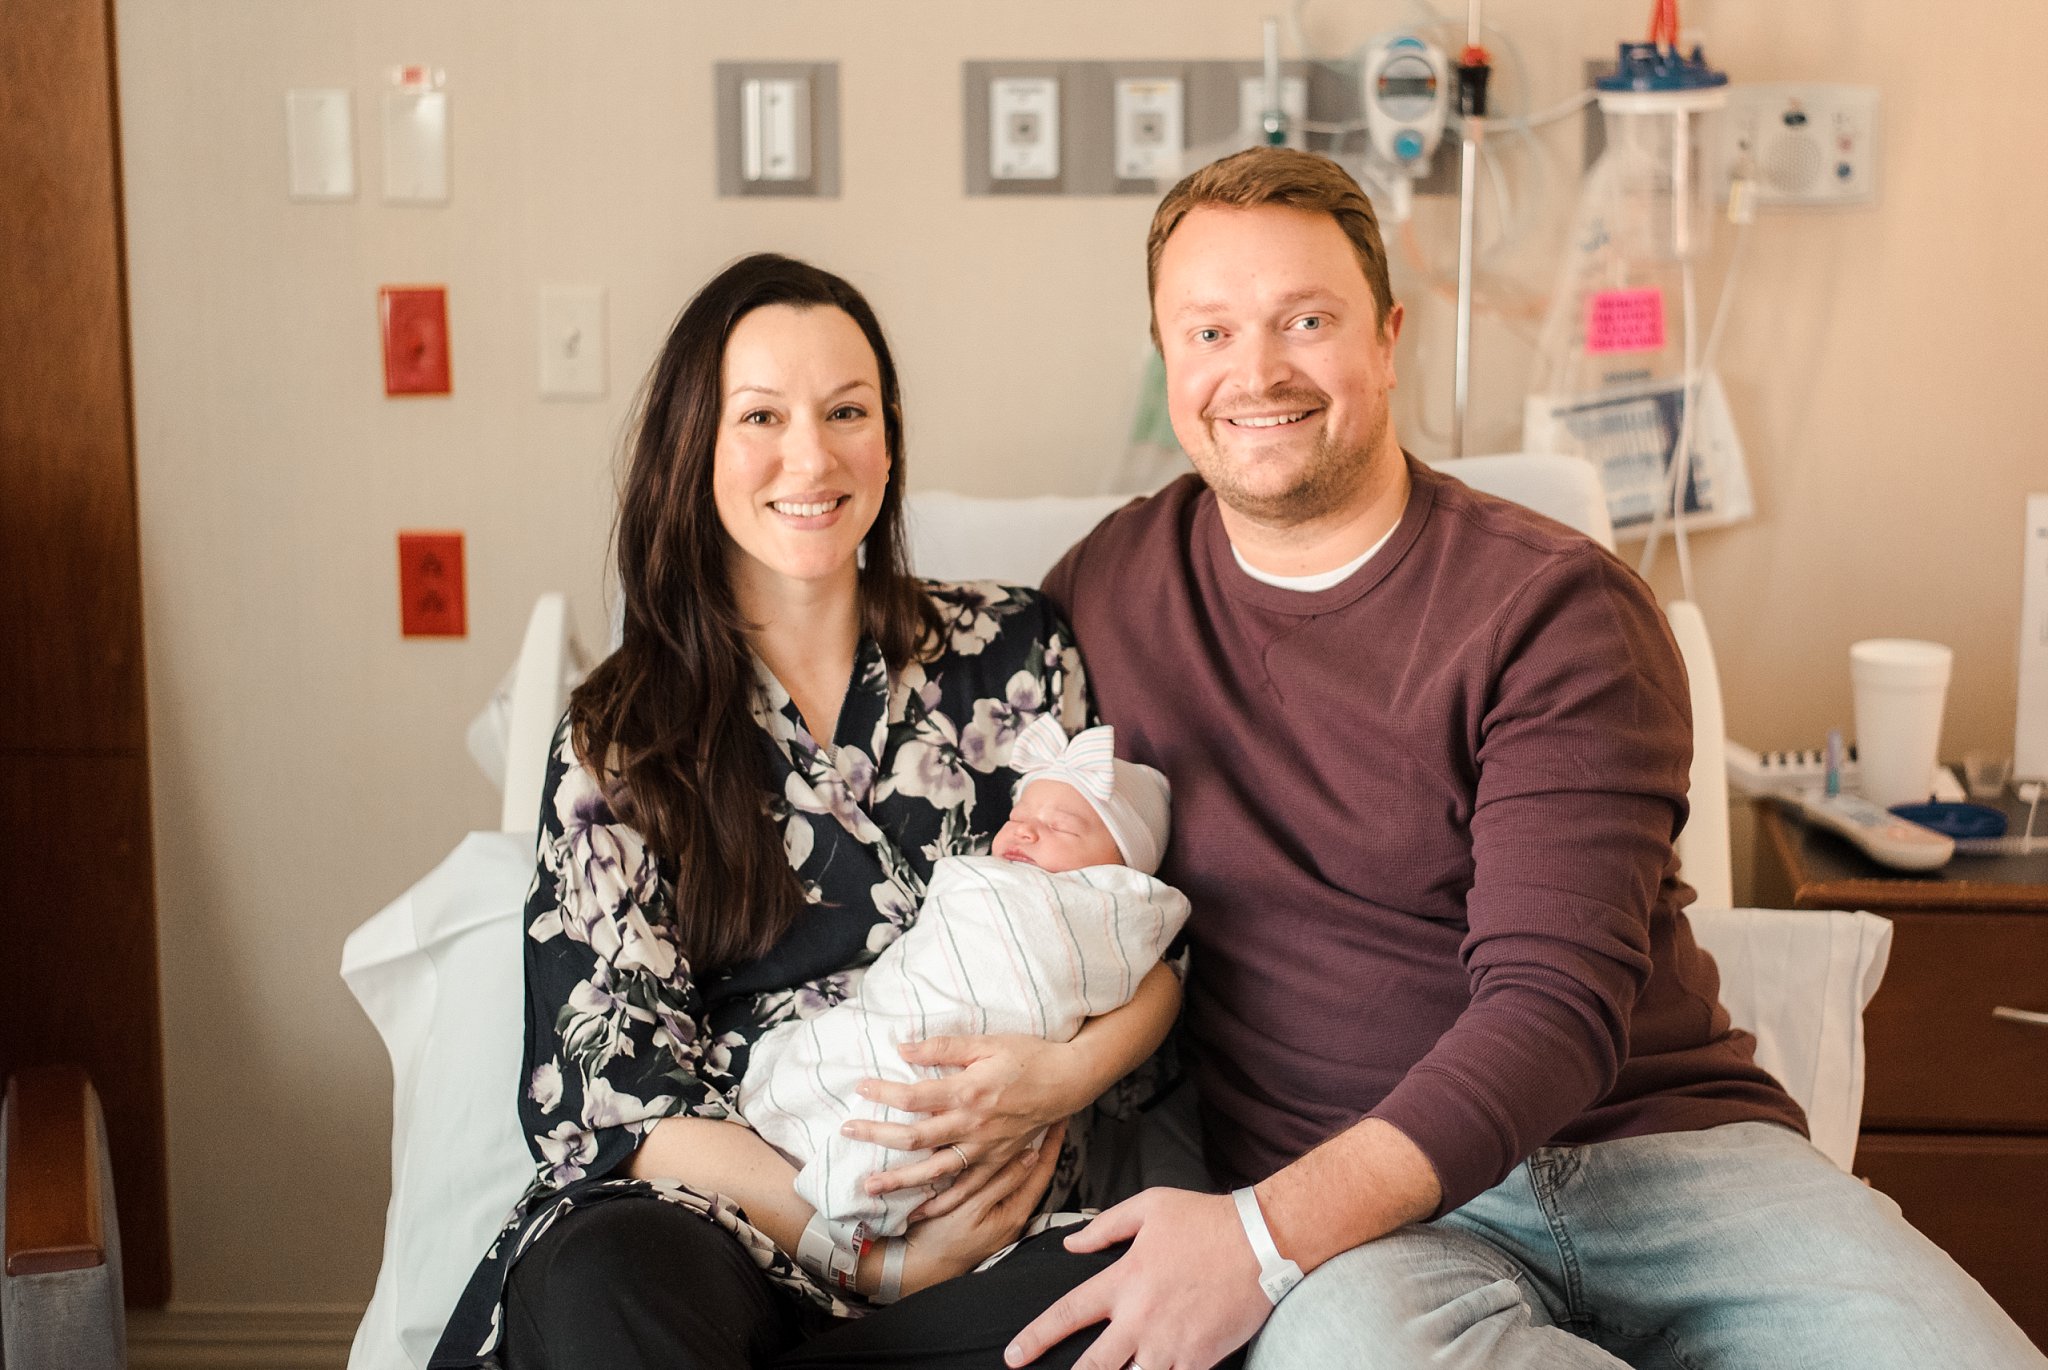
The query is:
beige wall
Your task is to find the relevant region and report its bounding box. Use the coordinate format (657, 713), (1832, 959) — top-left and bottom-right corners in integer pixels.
(117, 0), (2046, 1311)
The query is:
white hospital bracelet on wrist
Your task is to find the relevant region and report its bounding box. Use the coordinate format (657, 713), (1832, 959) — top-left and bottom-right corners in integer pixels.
(796, 1214), (865, 1290)
(795, 1212), (839, 1285)
(877, 1237), (908, 1304)
(1231, 1186), (1305, 1305)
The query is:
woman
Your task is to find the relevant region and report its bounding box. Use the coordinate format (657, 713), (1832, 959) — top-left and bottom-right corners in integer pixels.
(430, 254), (1181, 1370)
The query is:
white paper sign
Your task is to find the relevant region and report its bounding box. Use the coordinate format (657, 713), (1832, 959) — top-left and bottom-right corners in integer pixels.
(2016, 494), (2048, 782)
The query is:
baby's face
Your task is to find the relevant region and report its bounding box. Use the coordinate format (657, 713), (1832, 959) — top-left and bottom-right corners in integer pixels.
(992, 779), (1124, 873)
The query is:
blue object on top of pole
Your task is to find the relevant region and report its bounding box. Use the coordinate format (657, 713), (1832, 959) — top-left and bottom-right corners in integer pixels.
(1596, 41), (1728, 92)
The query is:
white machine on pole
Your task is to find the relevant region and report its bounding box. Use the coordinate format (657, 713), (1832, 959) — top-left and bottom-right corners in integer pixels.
(1362, 34), (1450, 175)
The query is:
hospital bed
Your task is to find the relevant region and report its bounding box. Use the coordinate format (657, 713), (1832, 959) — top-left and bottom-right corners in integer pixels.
(338, 455), (1891, 1370)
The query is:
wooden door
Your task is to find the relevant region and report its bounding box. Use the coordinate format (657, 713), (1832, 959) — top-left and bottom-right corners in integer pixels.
(0, 0), (171, 1306)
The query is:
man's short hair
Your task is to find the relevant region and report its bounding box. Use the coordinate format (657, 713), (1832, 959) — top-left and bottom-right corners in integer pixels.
(1146, 146), (1397, 341)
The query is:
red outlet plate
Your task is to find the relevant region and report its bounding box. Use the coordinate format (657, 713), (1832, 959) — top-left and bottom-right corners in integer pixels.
(380, 285), (452, 396)
(397, 531), (466, 637)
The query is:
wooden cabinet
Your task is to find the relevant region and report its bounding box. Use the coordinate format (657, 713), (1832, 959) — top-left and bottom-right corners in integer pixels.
(1754, 802), (2048, 1348)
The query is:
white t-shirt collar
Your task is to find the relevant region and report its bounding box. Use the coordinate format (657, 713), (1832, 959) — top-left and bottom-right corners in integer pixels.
(1229, 519), (1401, 592)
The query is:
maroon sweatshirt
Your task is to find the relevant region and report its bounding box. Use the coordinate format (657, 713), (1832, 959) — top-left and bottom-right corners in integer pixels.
(1043, 458), (1803, 1215)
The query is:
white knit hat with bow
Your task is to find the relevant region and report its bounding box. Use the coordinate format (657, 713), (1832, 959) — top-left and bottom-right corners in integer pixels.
(1009, 714), (1172, 874)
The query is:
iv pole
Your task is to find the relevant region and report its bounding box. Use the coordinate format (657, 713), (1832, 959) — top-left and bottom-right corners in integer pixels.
(1449, 0), (1490, 458)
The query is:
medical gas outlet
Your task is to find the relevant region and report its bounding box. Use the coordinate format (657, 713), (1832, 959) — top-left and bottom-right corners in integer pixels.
(1114, 78), (1184, 182)
(991, 78), (1061, 181)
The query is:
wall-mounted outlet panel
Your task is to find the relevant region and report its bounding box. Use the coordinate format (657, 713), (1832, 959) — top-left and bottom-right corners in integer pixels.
(397, 531), (466, 637)
(379, 285), (451, 396)
(1717, 83), (1880, 207)
(715, 62), (839, 197)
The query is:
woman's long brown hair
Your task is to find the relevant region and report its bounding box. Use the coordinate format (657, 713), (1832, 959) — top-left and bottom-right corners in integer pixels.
(568, 254), (938, 975)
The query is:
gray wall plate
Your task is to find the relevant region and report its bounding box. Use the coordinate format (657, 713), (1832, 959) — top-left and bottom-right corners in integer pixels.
(963, 61), (1084, 196)
(963, 58), (1458, 201)
(715, 61), (841, 198)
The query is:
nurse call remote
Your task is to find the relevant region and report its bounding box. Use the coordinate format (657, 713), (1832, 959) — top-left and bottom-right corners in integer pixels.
(1784, 789), (1954, 872)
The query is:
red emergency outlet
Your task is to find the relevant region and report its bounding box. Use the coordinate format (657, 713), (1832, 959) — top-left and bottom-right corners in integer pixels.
(380, 285), (452, 396)
(398, 531), (466, 637)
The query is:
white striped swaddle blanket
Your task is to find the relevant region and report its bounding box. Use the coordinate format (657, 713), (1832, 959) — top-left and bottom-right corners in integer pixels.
(737, 853), (1191, 1236)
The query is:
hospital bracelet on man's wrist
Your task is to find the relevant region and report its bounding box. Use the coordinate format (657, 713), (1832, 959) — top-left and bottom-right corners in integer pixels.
(1231, 1185), (1305, 1305)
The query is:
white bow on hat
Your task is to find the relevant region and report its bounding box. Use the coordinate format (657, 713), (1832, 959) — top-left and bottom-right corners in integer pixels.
(1009, 714), (1172, 874)
(1011, 713), (1117, 801)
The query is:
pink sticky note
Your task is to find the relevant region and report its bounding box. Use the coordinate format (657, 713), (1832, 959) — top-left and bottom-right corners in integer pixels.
(1585, 288), (1666, 354)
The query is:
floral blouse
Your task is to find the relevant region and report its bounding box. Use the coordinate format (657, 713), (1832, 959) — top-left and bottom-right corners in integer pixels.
(430, 582), (1091, 1369)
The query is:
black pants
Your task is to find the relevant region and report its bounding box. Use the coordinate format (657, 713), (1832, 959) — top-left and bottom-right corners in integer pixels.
(502, 1199), (1126, 1370)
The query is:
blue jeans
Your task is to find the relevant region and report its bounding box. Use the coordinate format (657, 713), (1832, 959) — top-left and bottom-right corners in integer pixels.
(1245, 1121), (2043, 1369)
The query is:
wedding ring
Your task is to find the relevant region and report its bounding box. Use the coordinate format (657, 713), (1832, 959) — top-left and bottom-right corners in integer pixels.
(946, 1143), (970, 1173)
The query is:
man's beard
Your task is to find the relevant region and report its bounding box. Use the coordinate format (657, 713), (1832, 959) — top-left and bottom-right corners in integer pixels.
(1185, 391), (1388, 527)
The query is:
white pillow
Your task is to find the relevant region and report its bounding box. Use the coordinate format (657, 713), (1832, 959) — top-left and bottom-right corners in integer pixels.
(342, 832), (539, 1370)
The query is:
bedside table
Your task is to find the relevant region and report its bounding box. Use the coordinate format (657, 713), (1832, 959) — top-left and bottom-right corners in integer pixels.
(1753, 797), (2048, 1348)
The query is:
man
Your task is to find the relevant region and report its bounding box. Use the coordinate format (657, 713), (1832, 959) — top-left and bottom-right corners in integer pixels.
(1013, 147), (2042, 1370)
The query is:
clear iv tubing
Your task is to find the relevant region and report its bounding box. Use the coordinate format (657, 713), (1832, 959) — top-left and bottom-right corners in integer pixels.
(1637, 219), (1753, 591)
(1636, 114), (1755, 599)
(1635, 257), (1698, 597)
(1492, 88), (1596, 133)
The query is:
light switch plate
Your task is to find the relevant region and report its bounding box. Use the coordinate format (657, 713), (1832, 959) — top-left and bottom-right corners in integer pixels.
(991, 77), (1060, 180)
(538, 285), (606, 400)
(383, 90), (450, 204)
(286, 89), (355, 201)
(1114, 77), (1184, 181)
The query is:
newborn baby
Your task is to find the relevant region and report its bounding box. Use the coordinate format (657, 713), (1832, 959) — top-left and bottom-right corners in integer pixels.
(738, 713), (1189, 1239)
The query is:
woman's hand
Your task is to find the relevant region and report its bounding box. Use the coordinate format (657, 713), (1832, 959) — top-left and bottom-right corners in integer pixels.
(894, 1120), (1067, 1297)
(849, 1033), (1087, 1219)
(852, 963), (1182, 1219)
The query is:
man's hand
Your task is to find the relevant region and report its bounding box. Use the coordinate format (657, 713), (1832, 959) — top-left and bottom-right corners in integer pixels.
(1004, 1188), (1273, 1370)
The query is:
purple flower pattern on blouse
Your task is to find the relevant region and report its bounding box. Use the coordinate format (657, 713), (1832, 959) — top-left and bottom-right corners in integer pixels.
(430, 583), (1090, 1370)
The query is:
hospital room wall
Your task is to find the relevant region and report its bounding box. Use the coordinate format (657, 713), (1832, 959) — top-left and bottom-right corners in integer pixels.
(114, 0), (2046, 1318)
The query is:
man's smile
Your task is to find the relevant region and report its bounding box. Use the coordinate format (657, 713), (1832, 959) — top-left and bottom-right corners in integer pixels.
(1223, 410), (1316, 429)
